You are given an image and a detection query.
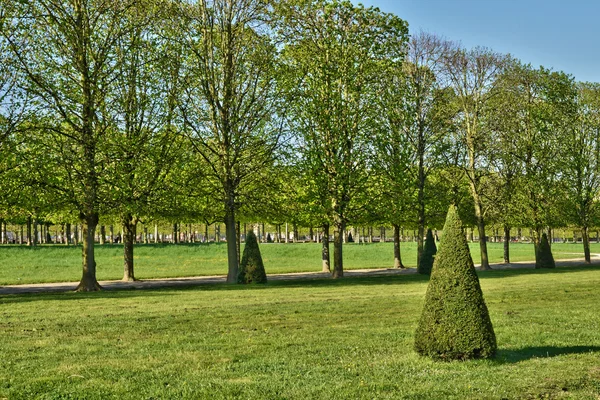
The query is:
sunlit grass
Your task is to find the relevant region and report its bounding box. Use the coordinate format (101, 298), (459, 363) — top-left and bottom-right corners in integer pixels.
(1, 266), (600, 398)
(0, 241), (597, 285)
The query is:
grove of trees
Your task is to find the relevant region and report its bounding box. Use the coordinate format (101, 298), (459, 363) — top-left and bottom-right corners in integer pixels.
(2, 0), (600, 289)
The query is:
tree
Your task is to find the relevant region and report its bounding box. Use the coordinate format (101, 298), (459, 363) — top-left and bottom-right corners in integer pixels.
(563, 82), (600, 263)
(497, 63), (576, 265)
(238, 230), (267, 284)
(104, 2), (184, 281)
(417, 228), (436, 275)
(377, 31), (454, 268)
(176, 0), (282, 283)
(4, 0), (140, 291)
(414, 205), (496, 360)
(277, 0), (409, 278)
(444, 46), (506, 270)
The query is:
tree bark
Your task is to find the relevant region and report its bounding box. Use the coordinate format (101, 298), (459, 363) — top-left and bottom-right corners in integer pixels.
(225, 205), (239, 283)
(75, 215), (101, 291)
(582, 226), (591, 264)
(322, 224), (330, 272)
(503, 224), (510, 264)
(122, 214), (137, 281)
(476, 216), (491, 270)
(332, 221), (345, 278)
(99, 225), (105, 245)
(33, 219), (38, 246)
(393, 224), (405, 268)
(236, 221), (241, 267)
(65, 223), (71, 245)
(27, 216), (32, 246)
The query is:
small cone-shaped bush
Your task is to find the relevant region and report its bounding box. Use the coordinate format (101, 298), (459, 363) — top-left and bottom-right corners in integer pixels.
(535, 233), (555, 269)
(417, 228), (437, 275)
(414, 205), (496, 360)
(238, 231), (267, 284)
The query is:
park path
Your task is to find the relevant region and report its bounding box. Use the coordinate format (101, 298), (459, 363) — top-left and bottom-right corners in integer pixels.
(1, 255), (600, 295)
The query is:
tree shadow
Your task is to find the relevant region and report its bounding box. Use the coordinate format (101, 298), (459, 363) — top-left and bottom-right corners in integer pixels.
(495, 345), (600, 364)
(0, 273), (429, 303)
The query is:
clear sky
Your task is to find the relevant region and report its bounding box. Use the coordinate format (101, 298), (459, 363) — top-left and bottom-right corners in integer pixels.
(354, 0), (600, 83)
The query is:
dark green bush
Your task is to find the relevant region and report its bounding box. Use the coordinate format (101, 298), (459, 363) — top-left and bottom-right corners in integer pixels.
(237, 231), (267, 284)
(535, 232), (555, 269)
(417, 228), (437, 275)
(414, 205), (496, 360)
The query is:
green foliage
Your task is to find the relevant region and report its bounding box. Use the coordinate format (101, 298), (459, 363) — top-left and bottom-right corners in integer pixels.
(238, 231), (267, 284)
(535, 233), (556, 269)
(414, 205), (496, 360)
(417, 228), (437, 275)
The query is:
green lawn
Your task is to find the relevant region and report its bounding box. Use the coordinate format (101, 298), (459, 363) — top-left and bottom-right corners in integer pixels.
(0, 241), (597, 285)
(1, 266), (600, 398)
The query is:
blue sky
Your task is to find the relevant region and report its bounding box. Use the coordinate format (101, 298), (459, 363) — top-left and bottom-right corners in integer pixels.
(354, 0), (600, 83)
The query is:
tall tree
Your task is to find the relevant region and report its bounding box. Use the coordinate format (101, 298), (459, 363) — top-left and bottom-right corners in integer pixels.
(176, 0), (282, 283)
(105, 1), (184, 281)
(563, 82), (600, 263)
(376, 31), (454, 268)
(277, 0), (408, 278)
(443, 46), (506, 270)
(495, 62), (576, 266)
(4, 0), (139, 290)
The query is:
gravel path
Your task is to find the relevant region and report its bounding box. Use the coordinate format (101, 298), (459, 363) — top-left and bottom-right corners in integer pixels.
(1, 255), (599, 295)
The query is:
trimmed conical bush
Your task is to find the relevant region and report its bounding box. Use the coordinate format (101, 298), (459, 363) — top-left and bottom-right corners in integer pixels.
(535, 233), (555, 269)
(414, 205), (496, 360)
(417, 228), (437, 275)
(238, 231), (267, 284)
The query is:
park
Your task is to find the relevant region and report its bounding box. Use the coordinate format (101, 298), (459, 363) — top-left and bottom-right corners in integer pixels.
(2, 0), (600, 398)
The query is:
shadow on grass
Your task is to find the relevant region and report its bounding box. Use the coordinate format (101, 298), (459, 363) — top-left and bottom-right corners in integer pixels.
(1, 263), (599, 303)
(0, 273), (430, 303)
(496, 345), (600, 363)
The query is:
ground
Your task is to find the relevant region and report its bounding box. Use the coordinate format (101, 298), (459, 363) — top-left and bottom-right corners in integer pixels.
(0, 241), (597, 285)
(1, 264), (600, 399)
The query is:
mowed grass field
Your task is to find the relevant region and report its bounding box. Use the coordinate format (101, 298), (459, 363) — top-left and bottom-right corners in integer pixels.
(1, 266), (600, 399)
(0, 241), (598, 285)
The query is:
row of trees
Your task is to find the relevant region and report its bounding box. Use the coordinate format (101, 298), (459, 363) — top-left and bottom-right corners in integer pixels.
(1, 0), (600, 290)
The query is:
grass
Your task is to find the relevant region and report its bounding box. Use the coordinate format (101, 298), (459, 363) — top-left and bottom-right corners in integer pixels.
(0, 241), (597, 285)
(1, 266), (600, 398)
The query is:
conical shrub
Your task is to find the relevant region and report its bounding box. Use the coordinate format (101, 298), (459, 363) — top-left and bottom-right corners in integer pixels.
(535, 233), (555, 269)
(417, 228), (437, 275)
(414, 205), (496, 360)
(238, 231), (267, 284)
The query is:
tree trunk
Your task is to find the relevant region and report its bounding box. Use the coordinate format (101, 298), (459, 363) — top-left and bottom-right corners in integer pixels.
(368, 227), (372, 243)
(99, 225), (105, 244)
(204, 224), (209, 243)
(309, 226), (314, 243)
(33, 219), (38, 246)
(215, 224), (221, 243)
(332, 221), (345, 278)
(20, 225), (24, 245)
(293, 223), (298, 243)
(172, 223), (178, 244)
(503, 224), (510, 264)
(533, 227), (542, 268)
(582, 226), (591, 264)
(225, 206), (239, 283)
(65, 223), (71, 245)
(322, 224), (330, 272)
(122, 214), (136, 281)
(27, 217), (32, 246)
(75, 215), (101, 291)
(236, 221), (241, 267)
(285, 223), (289, 243)
(476, 217), (491, 270)
(393, 224), (405, 268)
